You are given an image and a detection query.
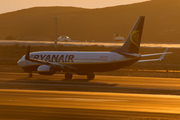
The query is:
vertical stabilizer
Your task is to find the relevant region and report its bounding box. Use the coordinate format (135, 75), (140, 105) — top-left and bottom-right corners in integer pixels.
(112, 16), (145, 53)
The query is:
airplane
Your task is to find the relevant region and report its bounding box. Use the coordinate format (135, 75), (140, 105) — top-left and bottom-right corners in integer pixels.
(17, 16), (171, 80)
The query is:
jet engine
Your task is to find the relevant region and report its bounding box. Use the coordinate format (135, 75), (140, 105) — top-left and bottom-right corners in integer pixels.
(37, 65), (55, 75)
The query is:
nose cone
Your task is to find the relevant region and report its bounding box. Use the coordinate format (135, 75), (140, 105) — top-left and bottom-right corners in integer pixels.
(17, 59), (25, 68)
(17, 55), (26, 67)
(17, 59), (22, 67)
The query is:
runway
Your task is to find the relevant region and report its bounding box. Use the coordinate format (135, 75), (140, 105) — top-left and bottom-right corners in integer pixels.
(1, 72), (180, 119)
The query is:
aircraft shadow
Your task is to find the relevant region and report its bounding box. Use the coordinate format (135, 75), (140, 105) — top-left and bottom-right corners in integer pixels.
(0, 77), (119, 93)
(2, 78), (180, 95)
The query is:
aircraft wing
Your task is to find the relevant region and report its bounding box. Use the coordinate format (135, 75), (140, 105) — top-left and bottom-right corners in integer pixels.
(25, 46), (77, 70)
(138, 48), (171, 63)
(141, 48), (171, 57)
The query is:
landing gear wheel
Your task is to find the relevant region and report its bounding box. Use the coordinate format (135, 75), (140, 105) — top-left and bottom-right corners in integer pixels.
(87, 73), (95, 80)
(65, 73), (73, 80)
(28, 73), (33, 78)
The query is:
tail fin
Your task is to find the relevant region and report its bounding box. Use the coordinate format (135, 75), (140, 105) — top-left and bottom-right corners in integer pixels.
(112, 16), (145, 53)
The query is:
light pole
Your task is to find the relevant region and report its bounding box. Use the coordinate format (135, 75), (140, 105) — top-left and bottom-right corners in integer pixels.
(54, 17), (58, 47)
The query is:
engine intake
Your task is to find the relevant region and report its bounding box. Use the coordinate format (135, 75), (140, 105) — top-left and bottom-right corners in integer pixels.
(37, 65), (55, 75)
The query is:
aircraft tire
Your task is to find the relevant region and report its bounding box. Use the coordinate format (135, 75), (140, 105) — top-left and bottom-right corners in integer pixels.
(65, 73), (73, 80)
(87, 73), (95, 80)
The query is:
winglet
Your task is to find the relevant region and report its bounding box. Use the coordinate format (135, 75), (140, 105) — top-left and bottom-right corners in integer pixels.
(159, 48), (168, 61)
(25, 46), (30, 60)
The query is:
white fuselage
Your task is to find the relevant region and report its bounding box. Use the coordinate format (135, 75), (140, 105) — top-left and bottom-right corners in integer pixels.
(17, 51), (141, 72)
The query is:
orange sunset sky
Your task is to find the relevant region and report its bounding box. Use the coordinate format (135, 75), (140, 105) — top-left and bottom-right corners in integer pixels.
(0, 0), (150, 14)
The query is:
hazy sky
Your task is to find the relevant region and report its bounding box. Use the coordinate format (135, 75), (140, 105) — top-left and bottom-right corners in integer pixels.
(0, 0), (150, 14)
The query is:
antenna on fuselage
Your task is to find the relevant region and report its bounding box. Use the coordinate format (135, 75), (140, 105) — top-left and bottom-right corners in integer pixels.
(25, 46), (30, 60)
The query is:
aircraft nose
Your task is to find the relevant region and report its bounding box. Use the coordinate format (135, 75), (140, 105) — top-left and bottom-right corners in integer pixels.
(17, 59), (22, 67)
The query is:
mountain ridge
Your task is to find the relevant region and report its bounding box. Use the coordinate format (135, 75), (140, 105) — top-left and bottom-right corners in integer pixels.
(0, 0), (179, 43)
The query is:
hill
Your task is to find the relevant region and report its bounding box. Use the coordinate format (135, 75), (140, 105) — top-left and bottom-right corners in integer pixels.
(0, 0), (180, 43)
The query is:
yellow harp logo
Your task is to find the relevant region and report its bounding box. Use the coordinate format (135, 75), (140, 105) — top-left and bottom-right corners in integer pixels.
(130, 30), (140, 48)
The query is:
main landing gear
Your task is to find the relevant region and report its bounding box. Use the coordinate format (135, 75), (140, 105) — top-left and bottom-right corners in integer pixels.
(65, 73), (73, 80)
(64, 73), (95, 80)
(87, 73), (95, 80)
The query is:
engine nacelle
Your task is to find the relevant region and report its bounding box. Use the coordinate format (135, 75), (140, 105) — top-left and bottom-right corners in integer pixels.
(37, 65), (55, 75)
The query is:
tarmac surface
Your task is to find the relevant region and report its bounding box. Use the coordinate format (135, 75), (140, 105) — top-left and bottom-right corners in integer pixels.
(1, 72), (180, 119)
